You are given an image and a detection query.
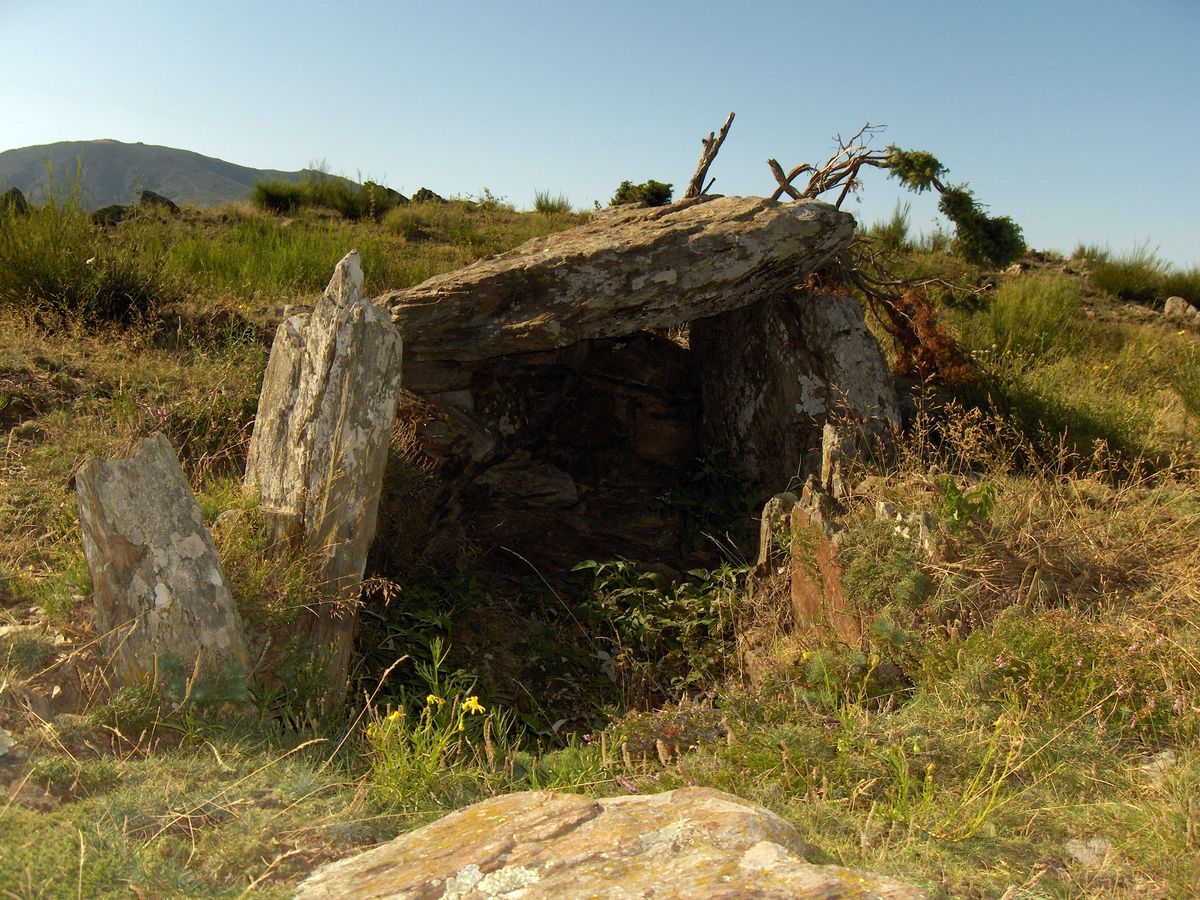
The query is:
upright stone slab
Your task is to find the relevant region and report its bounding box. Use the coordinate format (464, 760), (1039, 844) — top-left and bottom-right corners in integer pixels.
(76, 433), (251, 690)
(245, 250), (403, 692)
(692, 290), (899, 492)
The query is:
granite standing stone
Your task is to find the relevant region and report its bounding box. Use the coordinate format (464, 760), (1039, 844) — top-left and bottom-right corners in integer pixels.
(245, 250), (403, 693)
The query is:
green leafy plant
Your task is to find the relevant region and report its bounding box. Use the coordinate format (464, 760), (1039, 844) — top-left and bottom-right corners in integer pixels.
(573, 559), (740, 701)
(366, 637), (514, 809)
(937, 475), (996, 529)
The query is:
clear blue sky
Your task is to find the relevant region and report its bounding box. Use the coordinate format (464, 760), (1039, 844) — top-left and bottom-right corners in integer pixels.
(3, 0), (1197, 266)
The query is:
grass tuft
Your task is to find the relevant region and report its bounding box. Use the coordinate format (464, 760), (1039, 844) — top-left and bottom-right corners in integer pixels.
(533, 190), (571, 215)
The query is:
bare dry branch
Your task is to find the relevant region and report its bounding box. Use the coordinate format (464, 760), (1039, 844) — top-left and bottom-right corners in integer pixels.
(768, 123), (890, 206)
(684, 112), (735, 199)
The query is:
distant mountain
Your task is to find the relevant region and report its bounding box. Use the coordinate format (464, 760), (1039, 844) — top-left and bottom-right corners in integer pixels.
(0, 139), (328, 208)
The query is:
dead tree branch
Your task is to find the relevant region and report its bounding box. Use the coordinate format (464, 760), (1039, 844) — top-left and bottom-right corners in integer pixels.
(769, 123), (890, 206)
(684, 112), (735, 199)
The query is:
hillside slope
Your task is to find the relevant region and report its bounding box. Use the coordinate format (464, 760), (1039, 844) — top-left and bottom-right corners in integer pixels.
(0, 139), (321, 208)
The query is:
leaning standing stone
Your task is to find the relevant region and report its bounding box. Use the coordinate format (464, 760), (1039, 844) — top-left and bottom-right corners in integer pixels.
(245, 250), (403, 694)
(76, 433), (251, 693)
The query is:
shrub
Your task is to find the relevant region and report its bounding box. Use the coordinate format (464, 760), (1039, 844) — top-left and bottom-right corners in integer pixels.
(938, 186), (1025, 269)
(533, 190), (571, 214)
(250, 179), (305, 215)
(251, 174), (404, 221)
(610, 179), (673, 207)
(573, 559), (740, 701)
(1160, 265), (1200, 305)
(0, 188), (171, 324)
(962, 607), (1195, 739)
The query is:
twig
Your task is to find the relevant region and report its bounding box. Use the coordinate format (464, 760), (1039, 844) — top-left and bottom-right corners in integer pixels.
(684, 112), (735, 199)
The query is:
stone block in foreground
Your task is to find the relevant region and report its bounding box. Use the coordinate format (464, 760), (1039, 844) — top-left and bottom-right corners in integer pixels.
(295, 786), (926, 898)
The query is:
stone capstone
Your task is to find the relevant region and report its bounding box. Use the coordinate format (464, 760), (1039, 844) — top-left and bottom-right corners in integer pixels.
(379, 196), (855, 394)
(245, 250), (403, 685)
(75, 433), (251, 689)
(294, 787), (926, 899)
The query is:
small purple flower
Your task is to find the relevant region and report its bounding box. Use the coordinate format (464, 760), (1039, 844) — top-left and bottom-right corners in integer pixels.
(994, 653), (1008, 670)
(1175, 696), (1186, 715)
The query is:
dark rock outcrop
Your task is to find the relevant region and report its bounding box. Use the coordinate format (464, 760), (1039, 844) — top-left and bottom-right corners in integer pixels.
(411, 187), (445, 204)
(91, 204), (129, 226)
(138, 189), (179, 214)
(0, 187), (29, 215)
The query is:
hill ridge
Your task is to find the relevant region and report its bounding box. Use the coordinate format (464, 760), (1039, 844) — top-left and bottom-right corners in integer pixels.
(0, 139), (336, 208)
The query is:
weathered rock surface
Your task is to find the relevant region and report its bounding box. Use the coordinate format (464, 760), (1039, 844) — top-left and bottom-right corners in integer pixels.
(692, 290), (898, 492)
(379, 196), (855, 393)
(295, 787), (926, 899)
(1165, 295), (1199, 324)
(245, 250), (403, 687)
(412, 187), (446, 204)
(75, 433), (250, 688)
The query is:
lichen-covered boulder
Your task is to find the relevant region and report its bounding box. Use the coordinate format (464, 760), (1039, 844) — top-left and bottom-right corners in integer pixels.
(295, 787), (926, 898)
(245, 250), (403, 691)
(76, 433), (250, 691)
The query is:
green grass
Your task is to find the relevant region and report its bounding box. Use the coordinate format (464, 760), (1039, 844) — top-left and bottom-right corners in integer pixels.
(866, 200), (912, 252)
(1072, 243), (1199, 305)
(252, 173), (405, 221)
(0, 190), (173, 324)
(973, 273), (1083, 359)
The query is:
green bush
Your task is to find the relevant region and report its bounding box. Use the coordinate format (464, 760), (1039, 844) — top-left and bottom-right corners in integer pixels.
(250, 179), (305, 215)
(0, 188), (171, 324)
(962, 607), (1195, 739)
(610, 179), (673, 207)
(251, 174), (405, 221)
(1160, 265), (1200, 305)
(573, 559), (739, 700)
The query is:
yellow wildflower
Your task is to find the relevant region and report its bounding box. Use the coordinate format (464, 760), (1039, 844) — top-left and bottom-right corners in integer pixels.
(386, 708), (405, 723)
(462, 696), (486, 715)
(426, 694), (445, 708)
